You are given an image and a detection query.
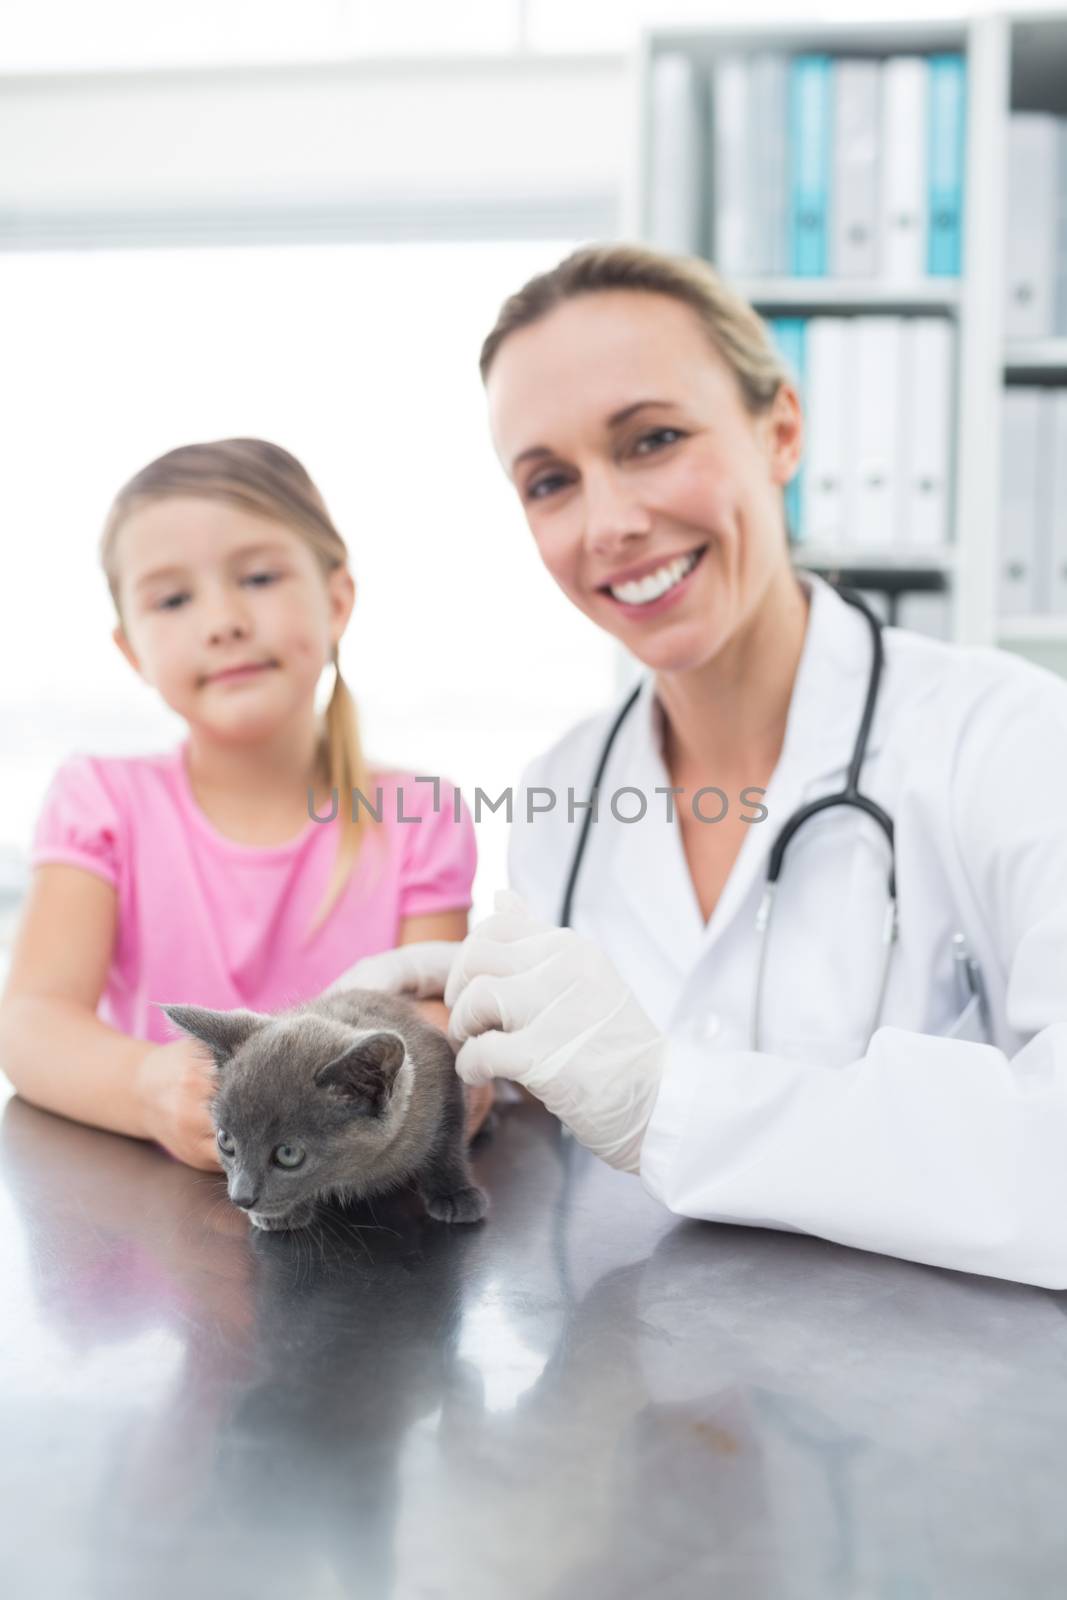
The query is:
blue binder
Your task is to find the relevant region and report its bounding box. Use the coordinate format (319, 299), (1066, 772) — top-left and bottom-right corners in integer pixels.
(927, 53), (966, 277)
(788, 55), (832, 277)
(768, 317), (807, 541)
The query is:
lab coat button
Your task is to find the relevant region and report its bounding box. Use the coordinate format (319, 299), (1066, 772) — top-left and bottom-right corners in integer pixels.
(702, 1013), (721, 1041)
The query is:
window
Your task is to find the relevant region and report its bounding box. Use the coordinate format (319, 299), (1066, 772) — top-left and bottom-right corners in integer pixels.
(0, 239), (618, 914)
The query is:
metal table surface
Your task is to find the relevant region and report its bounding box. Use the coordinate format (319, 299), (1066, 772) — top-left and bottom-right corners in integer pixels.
(2, 1079), (1067, 1600)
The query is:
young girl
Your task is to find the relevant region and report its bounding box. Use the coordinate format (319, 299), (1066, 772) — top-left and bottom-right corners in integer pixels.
(0, 438), (491, 1170)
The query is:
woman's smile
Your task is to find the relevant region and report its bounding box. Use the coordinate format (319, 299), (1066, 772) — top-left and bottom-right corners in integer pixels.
(597, 544), (708, 619)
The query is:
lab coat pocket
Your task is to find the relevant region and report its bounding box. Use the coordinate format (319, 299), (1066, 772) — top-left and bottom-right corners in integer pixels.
(757, 806), (890, 1064)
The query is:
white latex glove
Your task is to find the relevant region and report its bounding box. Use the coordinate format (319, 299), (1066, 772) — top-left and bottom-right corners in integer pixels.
(444, 890), (667, 1174)
(324, 941), (461, 1000)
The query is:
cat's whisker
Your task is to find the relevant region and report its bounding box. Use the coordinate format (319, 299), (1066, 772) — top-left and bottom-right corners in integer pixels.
(310, 1220), (337, 1272)
(303, 1228), (319, 1281)
(179, 1192), (235, 1234)
(289, 1229), (309, 1289)
(316, 1224), (331, 1274)
(324, 1215), (346, 1261)
(319, 1210), (375, 1266)
(187, 1177), (228, 1200)
(365, 1198), (403, 1242)
(304, 1228), (322, 1280)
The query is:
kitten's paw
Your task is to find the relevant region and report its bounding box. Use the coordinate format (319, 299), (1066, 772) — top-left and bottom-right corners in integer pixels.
(248, 1203), (316, 1232)
(423, 1185), (488, 1225)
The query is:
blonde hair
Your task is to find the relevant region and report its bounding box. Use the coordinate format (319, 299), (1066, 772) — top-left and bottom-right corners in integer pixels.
(99, 437), (374, 939)
(479, 241), (791, 412)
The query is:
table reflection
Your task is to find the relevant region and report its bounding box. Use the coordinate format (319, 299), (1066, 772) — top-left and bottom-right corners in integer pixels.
(3, 1087), (1067, 1600)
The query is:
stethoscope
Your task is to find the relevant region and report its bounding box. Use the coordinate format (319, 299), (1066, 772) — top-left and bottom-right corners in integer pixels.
(559, 585), (903, 1053)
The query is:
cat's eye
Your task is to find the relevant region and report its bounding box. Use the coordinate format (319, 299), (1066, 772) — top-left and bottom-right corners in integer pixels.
(216, 1129), (236, 1157)
(272, 1143), (306, 1170)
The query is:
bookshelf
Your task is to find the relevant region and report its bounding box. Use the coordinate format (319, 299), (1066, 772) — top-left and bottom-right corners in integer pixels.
(732, 280), (962, 312)
(998, 615), (1067, 643)
(1005, 339), (1067, 376)
(629, 12), (1067, 676)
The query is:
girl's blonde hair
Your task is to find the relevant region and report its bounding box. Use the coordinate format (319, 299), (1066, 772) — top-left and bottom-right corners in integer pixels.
(99, 437), (373, 939)
(479, 241), (791, 412)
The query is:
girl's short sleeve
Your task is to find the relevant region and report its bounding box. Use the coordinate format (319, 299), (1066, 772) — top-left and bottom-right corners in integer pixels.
(398, 778), (476, 920)
(30, 756), (123, 889)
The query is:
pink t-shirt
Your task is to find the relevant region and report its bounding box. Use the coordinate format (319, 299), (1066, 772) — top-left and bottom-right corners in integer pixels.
(29, 744), (477, 1044)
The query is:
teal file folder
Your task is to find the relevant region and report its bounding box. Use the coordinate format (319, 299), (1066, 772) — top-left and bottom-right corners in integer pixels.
(789, 55), (832, 277)
(927, 53), (966, 277)
(769, 316), (807, 541)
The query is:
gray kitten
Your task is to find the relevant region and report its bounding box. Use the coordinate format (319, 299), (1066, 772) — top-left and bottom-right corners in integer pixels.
(159, 988), (488, 1232)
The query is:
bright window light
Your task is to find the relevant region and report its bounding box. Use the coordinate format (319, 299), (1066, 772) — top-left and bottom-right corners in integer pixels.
(0, 240), (618, 916)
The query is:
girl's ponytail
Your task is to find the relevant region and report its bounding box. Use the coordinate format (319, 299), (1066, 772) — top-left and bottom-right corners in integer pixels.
(308, 645), (376, 938)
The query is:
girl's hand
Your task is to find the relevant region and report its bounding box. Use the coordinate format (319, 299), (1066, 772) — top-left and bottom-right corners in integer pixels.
(410, 998), (494, 1142)
(412, 997), (451, 1034)
(136, 1038), (222, 1171)
(464, 1080), (495, 1141)
(326, 941), (460, 1001)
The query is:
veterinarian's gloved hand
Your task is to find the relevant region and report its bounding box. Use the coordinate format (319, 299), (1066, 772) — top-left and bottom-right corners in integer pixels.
(326, 941), (460, 1000)
(444, 891), (667, 1174)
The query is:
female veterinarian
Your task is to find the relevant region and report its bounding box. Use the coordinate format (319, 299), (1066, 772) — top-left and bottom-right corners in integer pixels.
(349, 243), (1067, 1290)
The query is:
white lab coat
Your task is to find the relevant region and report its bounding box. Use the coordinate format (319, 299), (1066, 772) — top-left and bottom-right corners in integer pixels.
(507, 571), (1067, 1287)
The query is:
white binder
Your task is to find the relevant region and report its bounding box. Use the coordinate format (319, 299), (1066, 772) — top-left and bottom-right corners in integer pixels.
(749, 54), (788, 277)
(711, 56), (749, 276)
(1004, 114), (1059, 342)
(855, 589), (890, 623)
(833, 60), (881, 278)
(1048, 391), (1067, 614)
(900, 318), (954, 549)
(1058, 121), (1067, 336)
(897, 591), (952, 639)
(802, 318), (850, 545)
(851, 317), (903, 549)
(1032, 393), (1058, 613)
(998, 389), (1043, 615)
(880, 57), (927, 282)
(649, 53), (704, 256)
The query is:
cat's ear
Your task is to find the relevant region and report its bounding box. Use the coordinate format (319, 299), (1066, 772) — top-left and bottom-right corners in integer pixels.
(314, 1030), (406, 1116)
(157, 1004), (269, 1068)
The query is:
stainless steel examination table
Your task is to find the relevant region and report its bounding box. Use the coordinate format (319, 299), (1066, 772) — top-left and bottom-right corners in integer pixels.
(2, 1079), (1066, 1600)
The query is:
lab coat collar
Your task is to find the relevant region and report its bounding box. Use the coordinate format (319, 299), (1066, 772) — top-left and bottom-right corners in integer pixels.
(615, 570), (890, 968)
(638, 568), (888, 791)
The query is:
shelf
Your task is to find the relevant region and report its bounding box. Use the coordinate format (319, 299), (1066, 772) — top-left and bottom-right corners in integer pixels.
(794, 544), (958, 572)
(1004, 340), (1067, 376)
(638, 13), (1067, 675)
(648, 21), (970, 58)
(735, 278), (962, 313)
(997, 616), (1067, 644)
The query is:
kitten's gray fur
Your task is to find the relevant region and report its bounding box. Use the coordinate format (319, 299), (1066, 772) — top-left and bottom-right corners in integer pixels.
(159, 988), (488, 1232)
